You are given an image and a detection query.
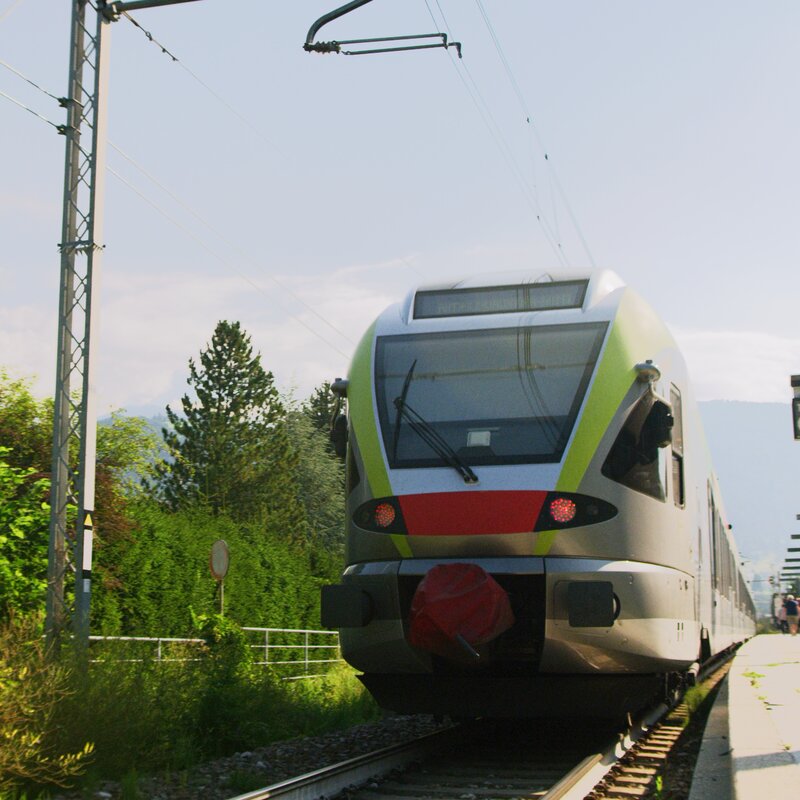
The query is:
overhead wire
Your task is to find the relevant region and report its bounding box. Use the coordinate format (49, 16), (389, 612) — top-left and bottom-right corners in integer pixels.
(117, 9), (429, 293)
(0, 59), (63, 129)
(0, 58), (62, 102)
(119, 11), (283, 156)
(0, 53), (355, 363)
(106, 165), (352, 362)
(436, 0), (571, 264)
(108, 142), (355, 349)
(472, 0), (597, 269)
(0, 88), (62, 131)
(422, 0), (568, 267)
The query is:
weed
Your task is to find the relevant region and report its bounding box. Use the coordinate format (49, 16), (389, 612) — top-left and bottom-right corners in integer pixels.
(743, 670), (765, 687)
(226, 770), (268, 794)
(0, 614), (94, 793)
(2, 617), (378, 796)
(119, 769), (140, 800)
(682, 685), (711, 715)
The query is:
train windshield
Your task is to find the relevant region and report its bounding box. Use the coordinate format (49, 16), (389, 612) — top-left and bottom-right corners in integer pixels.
(375, 322), (608, 468)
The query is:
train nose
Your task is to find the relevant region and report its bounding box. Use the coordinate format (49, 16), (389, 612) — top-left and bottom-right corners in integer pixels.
(408, 563), (515, 663)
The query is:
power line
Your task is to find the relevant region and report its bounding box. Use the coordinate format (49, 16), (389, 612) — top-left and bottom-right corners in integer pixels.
(0, 88), (62, 131)
(0, 58), (62, 102)
(119, 11), (283, 155)
(471, 0), (598, 269)
(1, 57), (354, 363)
(422, 1), (568, 266)
(108, 142), (355, 349)
(107, 165), (353, 361)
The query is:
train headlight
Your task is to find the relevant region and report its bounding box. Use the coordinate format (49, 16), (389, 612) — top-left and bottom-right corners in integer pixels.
(549, 497), (577, 523)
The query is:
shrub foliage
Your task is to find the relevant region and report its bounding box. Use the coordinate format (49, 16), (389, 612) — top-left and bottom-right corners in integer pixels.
(0, 320), (356, 792)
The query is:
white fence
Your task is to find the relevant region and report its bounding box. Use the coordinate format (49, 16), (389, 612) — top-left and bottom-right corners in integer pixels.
(87, 627), (342, 678)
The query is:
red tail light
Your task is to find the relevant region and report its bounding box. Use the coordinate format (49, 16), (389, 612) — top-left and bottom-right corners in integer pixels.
(373, 503), (396, 528)
(354, 498), (407, 534)
(549, 497), (577, 523)
(534, 492), (617, 531)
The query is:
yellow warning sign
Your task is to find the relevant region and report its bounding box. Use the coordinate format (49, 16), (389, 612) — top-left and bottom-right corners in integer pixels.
(84, 512), (94, 528)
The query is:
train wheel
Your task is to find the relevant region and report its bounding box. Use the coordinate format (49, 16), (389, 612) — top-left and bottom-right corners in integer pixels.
(663, 672), (683, 706)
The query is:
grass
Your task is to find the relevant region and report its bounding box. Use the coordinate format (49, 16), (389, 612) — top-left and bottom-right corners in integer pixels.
(1, 615), (380, 797)
(226, 770), (270, 795)
(682, 683), (712, 715)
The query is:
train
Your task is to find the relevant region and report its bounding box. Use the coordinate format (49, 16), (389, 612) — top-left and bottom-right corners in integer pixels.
(322, 270), (756, 718)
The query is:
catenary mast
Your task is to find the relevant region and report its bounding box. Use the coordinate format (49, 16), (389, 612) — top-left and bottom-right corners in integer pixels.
(46, 0), (204, 648)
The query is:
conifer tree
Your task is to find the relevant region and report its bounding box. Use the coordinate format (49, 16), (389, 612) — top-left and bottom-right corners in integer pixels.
(158, 321), (305, 532)
(304, 382), (336, 434)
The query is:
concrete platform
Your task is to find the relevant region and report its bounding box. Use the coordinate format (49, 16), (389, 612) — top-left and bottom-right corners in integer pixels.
(689, 634), (800, 800)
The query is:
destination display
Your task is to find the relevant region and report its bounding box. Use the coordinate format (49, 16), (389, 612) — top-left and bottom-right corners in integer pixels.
(413, 280), (588, 319)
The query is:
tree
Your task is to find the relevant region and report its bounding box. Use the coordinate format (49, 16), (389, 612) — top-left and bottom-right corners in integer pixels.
(0, 370), (53, 473)
(0, 369), (166, 618)
(285, 405), (345, 551)
(157, 321), (305, 531)
(0, 448), (50, 614)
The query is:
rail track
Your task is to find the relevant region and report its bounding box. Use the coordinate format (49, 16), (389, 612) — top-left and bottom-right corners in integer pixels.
(228, 655), (734, 800)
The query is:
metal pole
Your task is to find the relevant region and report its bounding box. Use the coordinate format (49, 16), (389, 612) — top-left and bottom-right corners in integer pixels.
(47, 0), (110, 647)
(74, 4), (111, 642)
(45, 0), (204, 649)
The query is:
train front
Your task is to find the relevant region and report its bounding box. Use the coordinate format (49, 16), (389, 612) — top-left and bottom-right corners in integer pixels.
(322, 271), (694, 718)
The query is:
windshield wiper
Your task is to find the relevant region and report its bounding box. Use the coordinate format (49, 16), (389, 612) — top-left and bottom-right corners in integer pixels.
(392, 396), (479, 485)
(392, 359), (417, 463)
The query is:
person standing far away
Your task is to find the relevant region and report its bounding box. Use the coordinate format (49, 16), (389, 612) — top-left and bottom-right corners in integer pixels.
(778, 599), (788, 634)
(784, 594), (799, 637)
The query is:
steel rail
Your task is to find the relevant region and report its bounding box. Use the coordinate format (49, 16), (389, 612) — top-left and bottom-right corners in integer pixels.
(547, 647), (740, 800)
(226, 725), (461, 800)
(228, 648), (742, 800)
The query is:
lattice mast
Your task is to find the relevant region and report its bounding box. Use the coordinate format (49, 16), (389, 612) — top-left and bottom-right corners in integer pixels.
(45, 0), (203, 647)
(46, 0), (110, 645)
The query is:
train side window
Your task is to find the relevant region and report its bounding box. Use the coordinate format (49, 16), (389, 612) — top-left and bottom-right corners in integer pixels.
(602, 393), (672, 501)
(670, 386), (685, 508)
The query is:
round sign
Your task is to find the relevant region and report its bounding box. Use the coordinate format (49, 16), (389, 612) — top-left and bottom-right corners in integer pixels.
(209, 539), (230, 580)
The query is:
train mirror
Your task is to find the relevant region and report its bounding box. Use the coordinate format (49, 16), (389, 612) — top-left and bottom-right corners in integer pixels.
(646, 401), (673, 449)
(331, 414), (348, 459)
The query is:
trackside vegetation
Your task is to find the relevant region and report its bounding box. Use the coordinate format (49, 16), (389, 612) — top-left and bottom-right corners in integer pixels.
(0, 322), (375, 797)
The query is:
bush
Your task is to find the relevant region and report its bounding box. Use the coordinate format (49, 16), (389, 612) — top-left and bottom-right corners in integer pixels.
(2, 616), (377, 792)
(0, 615), (93, 793)
(55, 642), (202, 777)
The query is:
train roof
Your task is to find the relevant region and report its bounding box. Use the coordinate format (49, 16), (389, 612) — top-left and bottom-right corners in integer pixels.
(386, 269), (627, 328)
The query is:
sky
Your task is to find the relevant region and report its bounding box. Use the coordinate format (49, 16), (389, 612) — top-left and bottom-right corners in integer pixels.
(2, 2), (800, 598)
(2, 0), (800, 413)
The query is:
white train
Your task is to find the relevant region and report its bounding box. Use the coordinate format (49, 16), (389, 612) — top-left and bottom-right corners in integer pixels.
(323, 271), (755, 717)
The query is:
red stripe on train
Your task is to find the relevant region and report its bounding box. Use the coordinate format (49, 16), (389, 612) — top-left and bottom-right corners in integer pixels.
(397, 491), (547, 536)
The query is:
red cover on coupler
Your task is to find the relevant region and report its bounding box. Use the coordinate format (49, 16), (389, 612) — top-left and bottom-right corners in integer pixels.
(408, 563), (515, 663)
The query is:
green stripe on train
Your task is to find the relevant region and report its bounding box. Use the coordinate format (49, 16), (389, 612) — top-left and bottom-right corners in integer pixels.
(348, 322), (392, 499)
(533, 291), (676, 557)
(557, 289), (674, 494)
